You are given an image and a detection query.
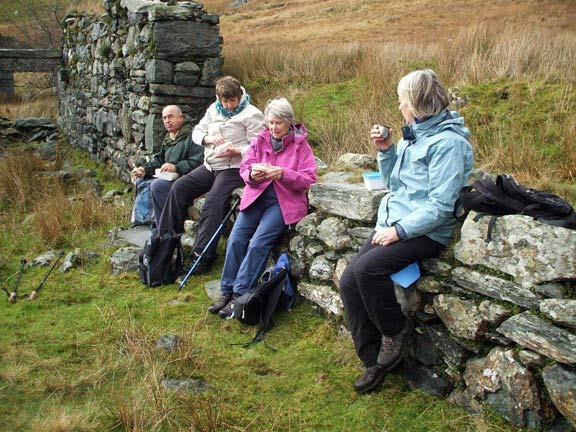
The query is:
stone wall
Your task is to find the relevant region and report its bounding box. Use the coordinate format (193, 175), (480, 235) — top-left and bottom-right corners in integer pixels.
(287, 154), (576, 431)
(58, 0), (221, 183)
(0, 71), (13, 97)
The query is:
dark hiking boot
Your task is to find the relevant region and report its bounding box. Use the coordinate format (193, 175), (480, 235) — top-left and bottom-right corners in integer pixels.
(218, 294), (239, 320)
(354, 365), (386, 394)
(181, 252), (215, 276)
(208, 294), (232, 315)
(376, 317), (414, 371)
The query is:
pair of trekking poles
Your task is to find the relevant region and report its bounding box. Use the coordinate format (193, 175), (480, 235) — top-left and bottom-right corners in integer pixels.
(3, 252), (64, 302)
(177, 198), (240, 292)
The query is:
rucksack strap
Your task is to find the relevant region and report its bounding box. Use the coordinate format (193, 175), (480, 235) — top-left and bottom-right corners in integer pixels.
(454, 186), (492, 222)
(234, 267), (287, 351)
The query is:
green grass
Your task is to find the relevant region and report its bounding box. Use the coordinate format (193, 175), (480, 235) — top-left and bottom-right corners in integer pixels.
(458, 78), (576, 202)
(0, 263), (517, 431)
(295, 78), (369, 146)
(0, 146), (520, 431)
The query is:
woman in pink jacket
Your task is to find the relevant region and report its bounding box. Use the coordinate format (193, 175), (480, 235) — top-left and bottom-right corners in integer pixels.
(209, 97), (317, 319)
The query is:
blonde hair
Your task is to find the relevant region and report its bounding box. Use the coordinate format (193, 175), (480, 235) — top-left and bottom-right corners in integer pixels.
(397, 70), (449, 119)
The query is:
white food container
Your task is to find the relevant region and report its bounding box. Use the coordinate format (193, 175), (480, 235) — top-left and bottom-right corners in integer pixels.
(362, 172), (386, 191)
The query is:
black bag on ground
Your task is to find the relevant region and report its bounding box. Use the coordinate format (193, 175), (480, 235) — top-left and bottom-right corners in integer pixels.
(234, 267), (288, 326)
(454, 174), (576, 241)
(232, 253), (295, 348)
(138, 229), (183, 287)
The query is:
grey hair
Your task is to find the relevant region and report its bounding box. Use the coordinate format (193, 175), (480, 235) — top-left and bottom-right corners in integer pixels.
(397, 70), (449, 119)
(264, 97), (295, 124)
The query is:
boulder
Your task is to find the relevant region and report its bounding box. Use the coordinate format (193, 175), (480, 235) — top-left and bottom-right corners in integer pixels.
(110, 247), (141, 274)
(153, 21), (220, 61)
(542, 364), (576, 428)
(451, 267), (542, 308)
(497, 311), (576, 366)
(333, 152), (377, 171)
(309, 182), (385, 222)
(433, 294), (488, 341)
(317, 217), (351, 251)
(454, 212), (576, 287)
(540, 299), (576, 329)
(298, 282), (343, 316)
(463, 346), (553, 429)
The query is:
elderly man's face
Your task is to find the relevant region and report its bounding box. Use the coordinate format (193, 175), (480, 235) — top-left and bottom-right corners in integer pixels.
(162, 107), (185, 134)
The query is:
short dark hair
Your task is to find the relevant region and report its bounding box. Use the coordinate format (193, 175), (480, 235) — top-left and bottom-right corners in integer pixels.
(215, 76), (243, 100)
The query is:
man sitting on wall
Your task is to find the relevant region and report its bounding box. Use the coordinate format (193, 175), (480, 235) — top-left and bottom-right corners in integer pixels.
(131, 105), (205, 227)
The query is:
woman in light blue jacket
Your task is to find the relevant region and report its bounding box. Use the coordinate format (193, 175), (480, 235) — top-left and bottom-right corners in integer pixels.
(340, 70), (474, 394)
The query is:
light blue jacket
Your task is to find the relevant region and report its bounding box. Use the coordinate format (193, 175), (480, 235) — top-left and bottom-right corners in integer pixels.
(376, 110), (474, 246)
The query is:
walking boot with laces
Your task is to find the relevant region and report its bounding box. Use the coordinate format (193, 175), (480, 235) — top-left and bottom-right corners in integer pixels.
(208, 294), (232, 315)
(377, 317), (414, 371)
(354, 365), (386, 394)
(218, 293), (239, 320)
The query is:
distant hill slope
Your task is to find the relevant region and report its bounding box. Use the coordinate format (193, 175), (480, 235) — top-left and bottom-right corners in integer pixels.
(203, 0), (576, 48)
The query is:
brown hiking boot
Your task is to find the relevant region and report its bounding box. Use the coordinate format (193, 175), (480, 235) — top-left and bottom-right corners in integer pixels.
(354, 365), (386, 394)
(376, 318), (414, 371)
(208, 294), (232, 315)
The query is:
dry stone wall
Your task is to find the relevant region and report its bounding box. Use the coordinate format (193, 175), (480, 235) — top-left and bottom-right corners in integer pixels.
(58, 0), (221, 183)
(286, 153), (576, 431)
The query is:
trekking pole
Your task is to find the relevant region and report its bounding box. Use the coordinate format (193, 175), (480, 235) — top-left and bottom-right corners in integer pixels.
(8, 258), (27, 303)
(177, 198), (240, 292)
(28, 251), (64, 301)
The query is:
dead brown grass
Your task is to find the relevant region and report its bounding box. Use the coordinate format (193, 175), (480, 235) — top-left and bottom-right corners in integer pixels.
(95, 307), (212, 432)
(205, 0), (576, 49)
(0, 149), (47, 210)
(0, 72), (58, 120)
(224, 22), (576, 196)
(30, 405), (99, 432)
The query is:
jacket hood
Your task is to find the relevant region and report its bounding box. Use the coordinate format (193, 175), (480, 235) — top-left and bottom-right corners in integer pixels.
(259, 123), (309, 152)
(412, 110), (470, 142)
(291, 123), (309, 143)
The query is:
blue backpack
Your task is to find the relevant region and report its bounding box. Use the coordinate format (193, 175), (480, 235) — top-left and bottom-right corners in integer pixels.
(131, 179), (154, 226)
(232, 253), (295, 348)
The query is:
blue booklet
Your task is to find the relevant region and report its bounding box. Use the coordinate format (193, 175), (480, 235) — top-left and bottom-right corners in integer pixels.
(391, 262), (421, 288)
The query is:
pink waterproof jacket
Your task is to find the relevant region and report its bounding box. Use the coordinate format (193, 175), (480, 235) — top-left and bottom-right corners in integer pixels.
(239, 124), (317, 225)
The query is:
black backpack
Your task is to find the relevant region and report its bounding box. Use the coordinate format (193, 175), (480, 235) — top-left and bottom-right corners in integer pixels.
(138, 229), (184, 287)
(454, 174), (576, 241)
(232, 253), (295, 349)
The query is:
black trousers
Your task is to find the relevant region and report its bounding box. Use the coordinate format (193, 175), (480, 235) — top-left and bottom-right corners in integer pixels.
(157, 165), (244, 261)
(339, 231), (445, 367)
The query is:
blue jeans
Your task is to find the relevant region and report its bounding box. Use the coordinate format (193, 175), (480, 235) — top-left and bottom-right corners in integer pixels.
(221, 186), (287, 296)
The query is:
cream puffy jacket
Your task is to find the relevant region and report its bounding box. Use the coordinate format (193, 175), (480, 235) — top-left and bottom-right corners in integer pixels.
(191, 92), (265, 171)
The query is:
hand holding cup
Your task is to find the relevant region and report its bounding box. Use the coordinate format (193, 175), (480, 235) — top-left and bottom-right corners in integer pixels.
(371, 124), (393, 151)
